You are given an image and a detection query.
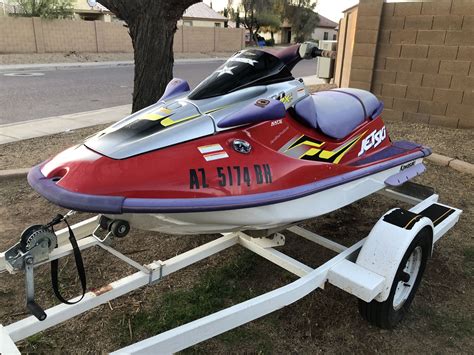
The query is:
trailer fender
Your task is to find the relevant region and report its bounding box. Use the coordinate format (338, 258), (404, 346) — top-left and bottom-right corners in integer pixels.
(356, 208), (433, 302)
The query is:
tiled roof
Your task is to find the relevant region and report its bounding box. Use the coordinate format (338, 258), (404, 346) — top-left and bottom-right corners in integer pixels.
(317, 14), (338, 28)
(183, 2), (227, 21)
(282, 13), (338, 29)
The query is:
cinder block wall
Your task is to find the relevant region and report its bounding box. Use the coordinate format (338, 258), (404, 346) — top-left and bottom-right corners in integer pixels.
(0, 18), (245, 55)
(340, 0), (473, 129)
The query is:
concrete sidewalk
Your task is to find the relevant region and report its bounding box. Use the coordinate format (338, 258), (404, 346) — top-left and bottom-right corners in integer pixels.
(0, 75), (324, 145)
(0, 57), (228, 73)
(0, 104), (131, 144)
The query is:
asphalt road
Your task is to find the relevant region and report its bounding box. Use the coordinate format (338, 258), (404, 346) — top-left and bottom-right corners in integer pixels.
(0, 60), (316, 125)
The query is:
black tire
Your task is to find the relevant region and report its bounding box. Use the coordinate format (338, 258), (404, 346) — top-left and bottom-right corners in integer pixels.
(110, 220), (130, 238)
(358, 227), (432, 329)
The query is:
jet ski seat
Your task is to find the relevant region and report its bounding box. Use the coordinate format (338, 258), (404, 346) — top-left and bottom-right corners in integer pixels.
(294, 88), (383, 140)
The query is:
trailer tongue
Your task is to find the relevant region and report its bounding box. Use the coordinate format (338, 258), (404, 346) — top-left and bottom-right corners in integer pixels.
(0, 182), (461, 354)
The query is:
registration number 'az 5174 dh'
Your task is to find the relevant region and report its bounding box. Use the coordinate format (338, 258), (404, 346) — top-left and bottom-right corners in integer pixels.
(190, 164), (272, 189)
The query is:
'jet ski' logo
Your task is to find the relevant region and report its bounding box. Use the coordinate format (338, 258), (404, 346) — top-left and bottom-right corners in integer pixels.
(358, 126), (386, 157)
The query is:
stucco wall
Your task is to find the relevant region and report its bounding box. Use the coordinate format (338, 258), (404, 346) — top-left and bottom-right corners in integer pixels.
(312, 28), (337, 41)
(0, 17), (245, 54)
(335, 0), (473, 129)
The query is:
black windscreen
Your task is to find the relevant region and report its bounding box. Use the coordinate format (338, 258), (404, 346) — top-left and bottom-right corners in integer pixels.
(188, 49), (293, 100)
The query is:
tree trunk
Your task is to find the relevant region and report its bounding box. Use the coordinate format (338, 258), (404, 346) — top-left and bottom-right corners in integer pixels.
(97, 0), (200, 113)
(128, 15), (177, 112)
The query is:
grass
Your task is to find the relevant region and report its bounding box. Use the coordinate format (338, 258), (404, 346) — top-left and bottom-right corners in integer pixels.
(415, 305), (474, 340)
(115, 250), (278, 352)
(21, 332), (54, 351)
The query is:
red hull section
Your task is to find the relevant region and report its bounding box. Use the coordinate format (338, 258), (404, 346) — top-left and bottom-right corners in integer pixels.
(40, 113), (414, 201)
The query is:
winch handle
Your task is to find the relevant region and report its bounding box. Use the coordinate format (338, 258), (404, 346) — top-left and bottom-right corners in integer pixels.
(27, 301), (47, 321)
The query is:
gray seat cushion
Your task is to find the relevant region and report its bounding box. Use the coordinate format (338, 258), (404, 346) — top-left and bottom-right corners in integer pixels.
(294, 88), (382, 140)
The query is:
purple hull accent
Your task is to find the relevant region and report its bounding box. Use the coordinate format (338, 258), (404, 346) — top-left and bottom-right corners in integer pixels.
(160, 78), (190, 101)
(353, 141), (429, 166)
(28, 165), (124, 214)
(28, 145), (429, 214)
(385, 163), (426, 186)
(217, 99), (286, 128)
(393, 140), (422, 150)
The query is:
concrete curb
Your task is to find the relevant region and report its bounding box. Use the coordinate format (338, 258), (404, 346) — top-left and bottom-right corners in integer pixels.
(0, 57), (228, 73)
(426, 153), (474, 175)
(0, 168), (30, 180)
(1, 154), (473, 181)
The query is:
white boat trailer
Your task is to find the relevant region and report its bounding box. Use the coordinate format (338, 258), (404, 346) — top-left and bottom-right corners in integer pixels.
(0, 183), (461, 354)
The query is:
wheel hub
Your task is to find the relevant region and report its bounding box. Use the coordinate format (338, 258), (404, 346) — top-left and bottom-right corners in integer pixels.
(393, 246), (422, 310)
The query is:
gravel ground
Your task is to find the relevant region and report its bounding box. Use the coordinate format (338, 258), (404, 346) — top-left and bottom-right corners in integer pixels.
(0, 162), (471, 353)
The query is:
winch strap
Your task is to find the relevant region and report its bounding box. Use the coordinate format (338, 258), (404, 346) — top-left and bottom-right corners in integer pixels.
(51, 219), (87, 304)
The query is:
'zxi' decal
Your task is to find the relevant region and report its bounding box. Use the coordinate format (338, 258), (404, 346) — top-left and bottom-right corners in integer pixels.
(358, 126), (386, 157)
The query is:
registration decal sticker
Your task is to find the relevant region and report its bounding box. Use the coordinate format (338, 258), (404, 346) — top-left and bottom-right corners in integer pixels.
(198, 144), (224, 154)
(203, 151), (229, 161)
(198, 144), (229, 161)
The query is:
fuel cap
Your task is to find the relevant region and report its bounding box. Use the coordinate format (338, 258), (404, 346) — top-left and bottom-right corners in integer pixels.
(232, 139), (252, 154)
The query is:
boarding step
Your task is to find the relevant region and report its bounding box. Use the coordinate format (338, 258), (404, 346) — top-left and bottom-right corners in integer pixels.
(327, 260), (385, 302)
(409, 202), (462, 243)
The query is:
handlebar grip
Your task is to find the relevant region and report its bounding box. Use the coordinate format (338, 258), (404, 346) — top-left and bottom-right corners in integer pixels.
(321, 50), (337, 59)
(312, 48), (336, 59)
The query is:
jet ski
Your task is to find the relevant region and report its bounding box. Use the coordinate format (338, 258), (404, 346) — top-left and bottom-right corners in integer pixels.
(28, 43), (431, 235)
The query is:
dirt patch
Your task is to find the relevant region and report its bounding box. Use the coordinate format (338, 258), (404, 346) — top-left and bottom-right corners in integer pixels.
(0, 161), (472, 353)
(386, 121), (474, 164)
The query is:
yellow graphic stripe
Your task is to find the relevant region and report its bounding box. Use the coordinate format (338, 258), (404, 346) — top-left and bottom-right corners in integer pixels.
(158, 107), (172, 115)
(205, 105), (230, 114)
(289, 135), (325, 150)
(297, 131), (366, 163)
(142, 113), (170, 121)
(161, 113), (201, 127)
(332, 132), (366, 164)
(299, 148), (321, 158)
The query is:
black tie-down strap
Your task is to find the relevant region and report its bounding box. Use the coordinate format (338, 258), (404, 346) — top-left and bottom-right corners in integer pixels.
(48, 215), (87, 305)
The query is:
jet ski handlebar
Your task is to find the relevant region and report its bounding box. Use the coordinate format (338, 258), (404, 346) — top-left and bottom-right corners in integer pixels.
(313, 48), (337, 59)
(298, 41), (337, 60)
(269, 42), (336, 71)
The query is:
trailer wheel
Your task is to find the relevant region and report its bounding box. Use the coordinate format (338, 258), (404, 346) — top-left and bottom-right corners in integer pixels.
(358, 227), (431, 329)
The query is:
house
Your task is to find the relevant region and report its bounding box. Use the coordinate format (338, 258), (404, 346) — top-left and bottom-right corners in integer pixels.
(73, 1), (227, 26)
(179, 2), (227, 28)
(73, 0), (113, 22)
(277, 14), (338, 44)
(1, 1), (227, 26)
(311, 14), (338, 41)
